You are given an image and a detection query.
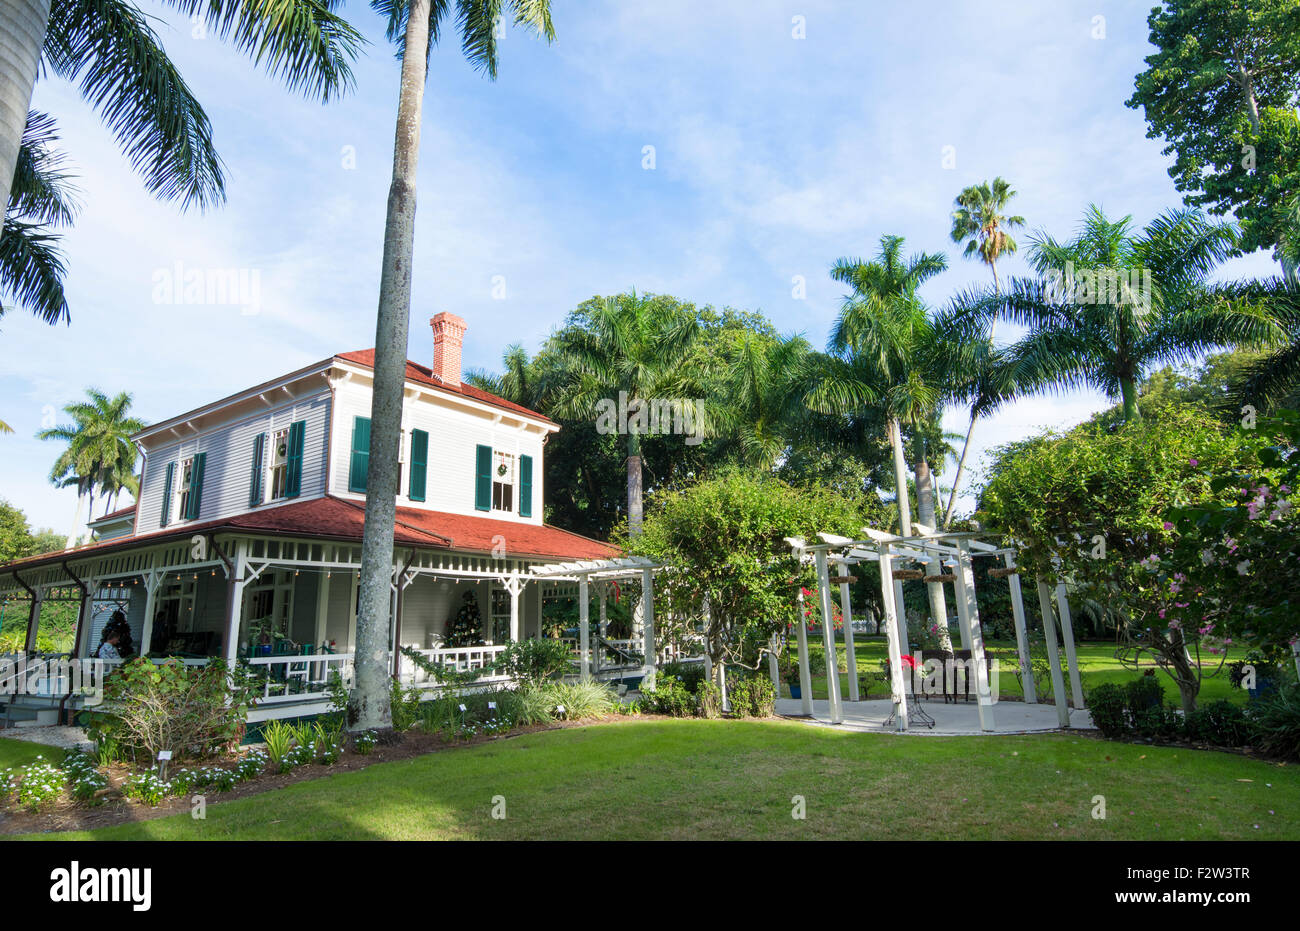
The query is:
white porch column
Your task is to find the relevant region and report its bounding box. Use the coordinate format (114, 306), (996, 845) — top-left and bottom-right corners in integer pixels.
(1035, 578), (1070, 728)
(139, 569), (161, 655)
(878, 548), (909, 731)
(578, 576), (591, 680)
(224, 541), (249, 663)
(813, 549), (843, 724)
(835, 561), (859, 702)
(954, 540), (995, 732)
(1004, 555), (1036, 704)
(1054, 581), (1085, 709)
(794, 587), (813, 716)
(508, 573), (522, 642)
(640, 568), (656, 690)
(315, 571), (330, 648)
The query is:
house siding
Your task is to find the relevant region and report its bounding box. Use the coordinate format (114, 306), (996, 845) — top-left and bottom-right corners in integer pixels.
(136, 391), (331, 530)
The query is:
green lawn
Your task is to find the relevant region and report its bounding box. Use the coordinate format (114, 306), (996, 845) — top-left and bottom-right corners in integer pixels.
(794, 636), (1247, 704)
(19, 719), (1299, 840)
(0, 737), (54, 770)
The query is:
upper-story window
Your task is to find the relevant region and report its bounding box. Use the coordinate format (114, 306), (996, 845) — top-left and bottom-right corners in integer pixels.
(177, 458), (196, 518)
(269, 429), (290, 500)
(162, 452), (206, 526)
(492, 451), (515, 512)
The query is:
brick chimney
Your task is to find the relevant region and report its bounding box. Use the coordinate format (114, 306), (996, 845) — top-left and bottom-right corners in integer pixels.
(430, 312), (467, 388)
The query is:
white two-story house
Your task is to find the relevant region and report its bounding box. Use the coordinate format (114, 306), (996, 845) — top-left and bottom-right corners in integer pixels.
(0, 314), (653, 723)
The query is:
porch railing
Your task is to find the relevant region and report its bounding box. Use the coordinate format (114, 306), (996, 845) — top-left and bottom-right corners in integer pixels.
(244, 652), (355, 705)
(399, 645), (510, 690)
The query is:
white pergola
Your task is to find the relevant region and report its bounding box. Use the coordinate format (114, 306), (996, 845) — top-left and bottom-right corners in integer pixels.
(786, 523), (1084, 733)
(528, 557), (662, 688)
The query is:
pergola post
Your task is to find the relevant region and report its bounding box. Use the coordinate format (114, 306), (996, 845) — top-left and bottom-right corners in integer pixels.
(640, 567), (656, 690)
(1035, 578), (1070, 728)
(954, 540), (995, 732)
(893, 577), (909, 648)
(578, 576), (591, 679)
(1054, 581), (1085, 709)
(813, 549), (843, 724)
(794, 587), (813, 716)
(1004, 554), (1036, 704)
(878, 545), (909, 731)
(835, 561), (859, 701)
(767, 635), (781, 693)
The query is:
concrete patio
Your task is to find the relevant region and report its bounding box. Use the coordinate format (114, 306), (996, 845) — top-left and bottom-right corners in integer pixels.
(776, 697), (1093, 735)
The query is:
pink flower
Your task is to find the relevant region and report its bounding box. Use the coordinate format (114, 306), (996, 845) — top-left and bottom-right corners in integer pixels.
(1163, 522), (1174, 531)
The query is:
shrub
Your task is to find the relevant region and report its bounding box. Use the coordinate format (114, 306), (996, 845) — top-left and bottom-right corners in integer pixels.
(122, 771), (172, 806)
(697, 681), (721, 718)
(353, 730), (378, 755)
(1247, 682), (1300, 761)
(389, 680), (424, 732)
(1086, 683), (1130, 739)
(495, 638), (574, 684)
(660, 661), (707, 694)
(729, 675), (776, 718)
(4, 757), (65, 811)
(514, 685), (558, 726)
(1183, 700), (1254, 747)
(91, 658), (258, 763)
(544, 680), (616, 719)
(261, 720), (297, 771)
(639, 675), (697, 717)
(62, 752), (108, 803)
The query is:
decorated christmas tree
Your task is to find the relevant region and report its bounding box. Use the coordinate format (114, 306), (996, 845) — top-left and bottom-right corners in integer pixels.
(445, 589), (484, 647)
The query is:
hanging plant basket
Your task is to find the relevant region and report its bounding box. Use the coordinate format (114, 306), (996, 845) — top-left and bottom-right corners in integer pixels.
(892, 569), (924, 581)
(829, 574), (856, 585)
(923, 573), (956, 584)
(988, 567), (1019, 578)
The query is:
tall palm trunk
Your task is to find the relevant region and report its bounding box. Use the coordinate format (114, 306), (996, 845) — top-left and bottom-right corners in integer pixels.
(888, 418), (912, 536)
(0, 0), (50, 218)
(627, 429), (643, 537)
(351, 0), (432, 732)
(1120, 376), (1141, 422)
(943, 261), (998, 529)
(913, 450), (950, 645)
(65, 489), (85, 550)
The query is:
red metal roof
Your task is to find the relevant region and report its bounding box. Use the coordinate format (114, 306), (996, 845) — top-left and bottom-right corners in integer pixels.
(0, 496), (617, 574)
(335, 350), (555, 425)
(89, 505), (137, 524)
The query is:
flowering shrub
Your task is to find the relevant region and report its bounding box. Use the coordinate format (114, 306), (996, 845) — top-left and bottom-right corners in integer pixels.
(62, 752), (108, 802)
(353, 730), (378, 755)
(2, 757), (66, 811)
(121, 771), (172, 807)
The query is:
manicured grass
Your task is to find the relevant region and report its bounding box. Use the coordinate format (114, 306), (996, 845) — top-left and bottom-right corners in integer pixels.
(0, 737), (55, 770)
(794, 636), (1247, 705)
(21, 719), (1299, 840)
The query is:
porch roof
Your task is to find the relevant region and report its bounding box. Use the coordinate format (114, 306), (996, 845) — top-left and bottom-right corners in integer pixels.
(0, 495), (619, 577)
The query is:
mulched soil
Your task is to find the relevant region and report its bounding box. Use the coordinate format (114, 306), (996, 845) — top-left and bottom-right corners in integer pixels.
(0, 715), (648, 836)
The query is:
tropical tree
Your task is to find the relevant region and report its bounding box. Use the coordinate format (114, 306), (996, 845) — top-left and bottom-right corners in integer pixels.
(1127, 0), (1300, 269)
(546, 292), (703, 536)
(1205, 277), (1300, 412)
(955, 205), (1281, 423)
(37, 387), (144, 548)
(812, 235), (986, 639)
(713, 330), (816, 471)
(0, 0), (362, 222)
(351, 0), (556, 734)
(944, 177), (1024, 526)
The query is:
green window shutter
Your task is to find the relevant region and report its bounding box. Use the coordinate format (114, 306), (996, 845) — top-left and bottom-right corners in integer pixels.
(348, 416), (370, 493)
(160, 462), (175, 527)
(474, 444), (492, 512)
(409, 429), (428, 502)
(249, 433), (265, 507)
(285, 420), (305, 498)
(185, 453), (207, 520)
(519, 454), (533, 517)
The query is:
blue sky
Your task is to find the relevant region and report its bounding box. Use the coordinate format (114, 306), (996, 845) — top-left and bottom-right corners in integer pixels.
(0, 0), (1280, 535)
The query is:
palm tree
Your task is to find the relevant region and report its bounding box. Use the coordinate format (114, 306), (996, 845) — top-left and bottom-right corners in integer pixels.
(546, 292), (702, 535)
(714, 330), (815, 471)
(0, 0), (362, 221)
(37, 388), (144, 548)
(812, 235), (983, 640)
(943, 177), (1024, 526)
(1213, 277), (1300, 412)
(352, 0), (555, 734)
(954, 206), (1279, 423)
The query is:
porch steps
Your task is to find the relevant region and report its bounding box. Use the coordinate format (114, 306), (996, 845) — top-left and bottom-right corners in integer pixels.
(1, 703), (61, 729)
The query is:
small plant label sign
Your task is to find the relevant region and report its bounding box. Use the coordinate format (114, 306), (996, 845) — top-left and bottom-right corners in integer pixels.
(458, 704), (467, 712)
(157, 751), (172, 761)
